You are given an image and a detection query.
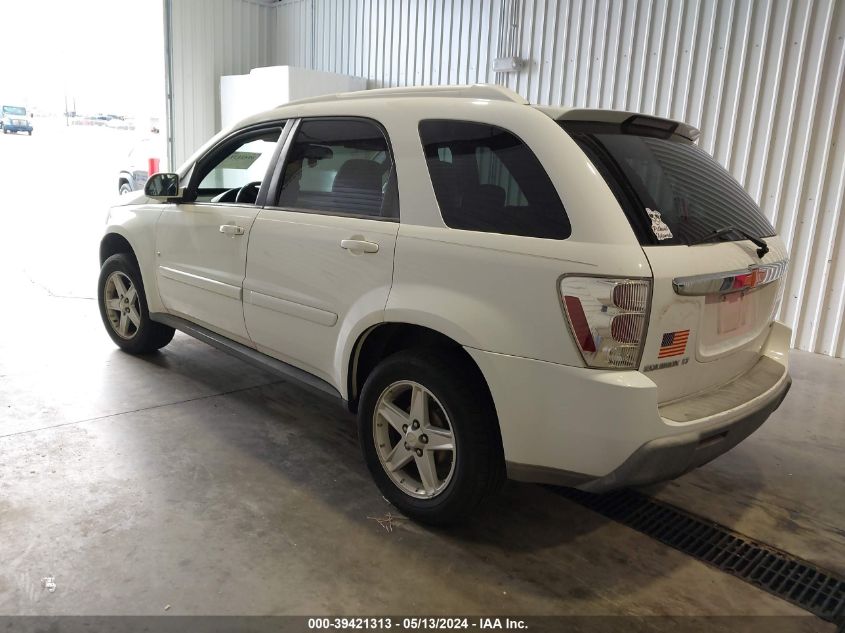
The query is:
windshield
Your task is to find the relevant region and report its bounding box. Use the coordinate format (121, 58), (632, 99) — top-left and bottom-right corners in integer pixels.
(561, 121), (775, 246)
(2, 106), (27, 116)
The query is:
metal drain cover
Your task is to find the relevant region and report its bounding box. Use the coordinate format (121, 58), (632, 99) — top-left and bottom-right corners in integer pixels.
(556, 487), (845, 625)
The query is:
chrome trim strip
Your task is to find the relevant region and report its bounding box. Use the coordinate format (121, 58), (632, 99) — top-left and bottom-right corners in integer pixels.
(672, 260), (788, 296)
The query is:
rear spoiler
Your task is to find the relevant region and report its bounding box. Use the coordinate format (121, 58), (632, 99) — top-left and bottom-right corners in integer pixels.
(536, 106), (700, 143)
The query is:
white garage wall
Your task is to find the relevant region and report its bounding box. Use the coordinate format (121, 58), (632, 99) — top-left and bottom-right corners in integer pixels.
(273, 0), (845, 359)
(166, 0), (844, 357)
(166, 0), (277, 167)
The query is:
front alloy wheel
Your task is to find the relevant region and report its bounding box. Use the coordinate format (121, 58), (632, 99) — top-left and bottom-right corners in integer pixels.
(103, 271), (141, 340)
(97, 253), (174, 354)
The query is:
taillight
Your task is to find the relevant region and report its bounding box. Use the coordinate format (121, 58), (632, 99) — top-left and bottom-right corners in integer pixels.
(560, 276), (651, 369)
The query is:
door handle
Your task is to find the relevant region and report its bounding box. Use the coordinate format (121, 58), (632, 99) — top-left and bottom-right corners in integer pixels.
(219, 224), (245, 236)
(340, 239), (379, 254)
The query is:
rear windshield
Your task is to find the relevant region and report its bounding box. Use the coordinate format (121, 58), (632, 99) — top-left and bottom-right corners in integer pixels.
(2, 106), (26, 116)
(561, 121), (775, 246)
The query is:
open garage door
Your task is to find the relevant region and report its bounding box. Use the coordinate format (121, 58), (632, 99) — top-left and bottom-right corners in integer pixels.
(0, 0), (166, 300)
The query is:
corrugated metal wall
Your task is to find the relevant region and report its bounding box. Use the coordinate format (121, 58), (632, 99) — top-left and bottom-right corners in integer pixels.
(272, 0), (845, 358)
(167, 0), (276, 166)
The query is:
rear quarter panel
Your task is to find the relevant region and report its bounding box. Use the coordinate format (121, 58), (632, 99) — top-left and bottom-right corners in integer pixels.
(388, 228), (650, 364)
(378, 98), (651, 365)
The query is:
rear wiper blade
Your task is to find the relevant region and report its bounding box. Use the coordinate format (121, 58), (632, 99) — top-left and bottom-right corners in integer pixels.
(688, 226), (769, 258)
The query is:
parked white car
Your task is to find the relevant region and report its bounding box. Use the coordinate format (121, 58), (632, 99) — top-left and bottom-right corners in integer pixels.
(98, 85), (791, 524)
(118, 134), (167, 195)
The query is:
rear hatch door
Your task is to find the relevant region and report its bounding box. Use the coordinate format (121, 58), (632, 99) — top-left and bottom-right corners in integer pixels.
(560, 114), (788, 404)
(642, 241), (787, 403)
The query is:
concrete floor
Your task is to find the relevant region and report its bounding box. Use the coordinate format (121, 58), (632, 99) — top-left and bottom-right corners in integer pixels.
(0, 268), (841, 625)
(0, 122), (842, 625)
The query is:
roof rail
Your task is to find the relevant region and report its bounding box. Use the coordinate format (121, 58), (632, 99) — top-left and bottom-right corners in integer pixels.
(281, 84), (528, 108)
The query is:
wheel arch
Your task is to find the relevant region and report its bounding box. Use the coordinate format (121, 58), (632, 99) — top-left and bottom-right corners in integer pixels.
(346, 322), (496, 420)
(99, 231), (137, 266)
(99, 228), (168, 325)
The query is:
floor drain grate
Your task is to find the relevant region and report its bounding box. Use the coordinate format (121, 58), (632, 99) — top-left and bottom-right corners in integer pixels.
(556, 487), (845, 625)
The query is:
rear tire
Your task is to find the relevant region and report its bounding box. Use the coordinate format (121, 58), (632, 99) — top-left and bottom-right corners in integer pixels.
(119, 181), (132, 195)
(97, 253), (174, 354)
(358, 349), (505, 525)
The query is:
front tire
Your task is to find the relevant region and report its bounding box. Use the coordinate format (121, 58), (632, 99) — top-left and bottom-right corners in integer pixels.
(97, 253), (174, 354)
(358, 349), (505, 525)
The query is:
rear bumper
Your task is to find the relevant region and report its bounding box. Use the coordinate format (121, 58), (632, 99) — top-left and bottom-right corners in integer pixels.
(467, 321), (792, 491)
(577, 373), (790, 492)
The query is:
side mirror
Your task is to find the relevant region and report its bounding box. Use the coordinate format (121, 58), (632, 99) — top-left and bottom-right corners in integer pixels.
(144, 172), (181, 201)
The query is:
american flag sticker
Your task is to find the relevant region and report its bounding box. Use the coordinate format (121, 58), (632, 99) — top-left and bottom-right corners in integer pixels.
(659, 330), (690, 358)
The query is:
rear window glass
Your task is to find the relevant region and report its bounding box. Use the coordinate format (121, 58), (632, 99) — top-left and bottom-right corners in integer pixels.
(419, 120), (570, 240)
(277, 118), (397, 219)
(562, 122), (775, 246)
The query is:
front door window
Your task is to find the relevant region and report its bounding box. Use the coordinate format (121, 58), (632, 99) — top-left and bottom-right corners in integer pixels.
(194, 127), (283, 204)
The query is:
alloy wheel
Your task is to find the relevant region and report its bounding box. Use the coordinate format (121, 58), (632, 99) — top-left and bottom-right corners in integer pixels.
(103, 271), (141, 340)
(373, 380), (457, 499)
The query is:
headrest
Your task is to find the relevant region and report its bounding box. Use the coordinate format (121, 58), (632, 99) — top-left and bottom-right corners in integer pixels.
(333, 159), (383, 193)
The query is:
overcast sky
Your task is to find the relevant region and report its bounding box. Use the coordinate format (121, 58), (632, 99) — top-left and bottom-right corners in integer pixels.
(0, 0), (165, 117)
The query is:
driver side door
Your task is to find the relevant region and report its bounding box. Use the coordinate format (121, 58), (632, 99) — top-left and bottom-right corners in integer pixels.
(155, 122), (286, 344)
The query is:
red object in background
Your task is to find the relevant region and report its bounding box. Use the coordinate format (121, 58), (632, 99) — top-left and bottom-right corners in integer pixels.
(148, 158), (160, 176)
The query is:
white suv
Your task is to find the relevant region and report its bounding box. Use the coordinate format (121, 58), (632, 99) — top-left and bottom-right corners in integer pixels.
(98, 85), (792, 524)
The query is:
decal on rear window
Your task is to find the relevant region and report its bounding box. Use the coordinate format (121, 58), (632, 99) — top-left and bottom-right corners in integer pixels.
(647, 208), (673, 241)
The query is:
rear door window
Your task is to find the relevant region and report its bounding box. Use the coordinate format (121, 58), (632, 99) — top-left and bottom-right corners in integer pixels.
(561, 121), (775, 246)
(275, 118), (398, 219)
(419, 120), (570, 239)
